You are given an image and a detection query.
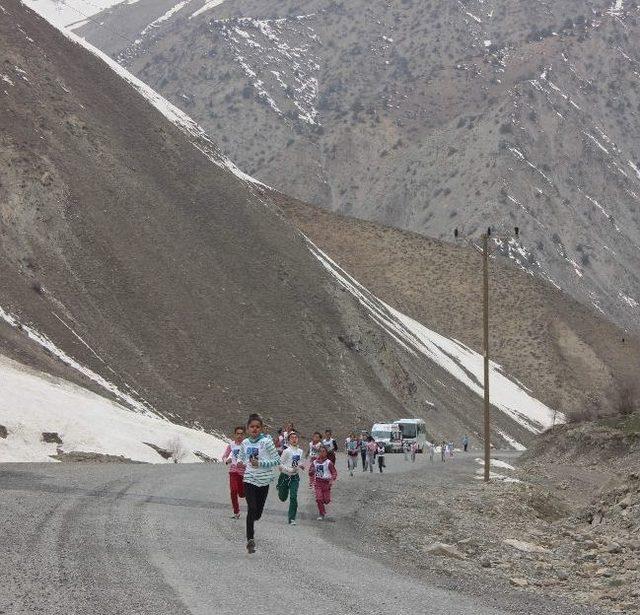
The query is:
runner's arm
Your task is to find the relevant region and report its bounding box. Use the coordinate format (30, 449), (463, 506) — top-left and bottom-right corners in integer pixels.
(259, 437), (280, 468)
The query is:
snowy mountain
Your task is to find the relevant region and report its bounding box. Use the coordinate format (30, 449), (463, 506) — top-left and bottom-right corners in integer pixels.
(1, 0), (577, 461)
(73, 0), (640, 334)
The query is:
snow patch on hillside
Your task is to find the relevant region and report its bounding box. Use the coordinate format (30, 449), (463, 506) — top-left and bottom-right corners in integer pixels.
(212, 15), (321, 125)
(190, 0), (225, 19)
(0, 355), (225, 463)
(57, 29), (268, 188)
(307, 240), (563, 439)
(133, 0), (191, 46)
(0, 304), (159, 417)
(23, 0), (140, 28)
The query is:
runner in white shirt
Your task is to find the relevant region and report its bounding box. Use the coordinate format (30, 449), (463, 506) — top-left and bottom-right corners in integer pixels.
(277, 431), (305, 525)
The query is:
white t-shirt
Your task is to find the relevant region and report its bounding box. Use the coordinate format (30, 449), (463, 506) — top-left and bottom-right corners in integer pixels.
(322, 437), (335, 452)
(280, 446), (304, 475)
(312, 458), (333, 480)
(308, 441), (321, 459)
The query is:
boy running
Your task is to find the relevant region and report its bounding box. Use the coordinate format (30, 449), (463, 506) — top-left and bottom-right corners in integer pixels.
(360, 432), (368, 471)
(376, 441), (386, 473)
(237, 413), (280, 554)
(410, 441), (419, 463)
(277, 431), (304, 525)
(365, 436), (377, 473)
(221, 426), (246, 519)
(322, 429), (338, 464)
(345, 432), (359, 476)
(308, 445), (338, 520)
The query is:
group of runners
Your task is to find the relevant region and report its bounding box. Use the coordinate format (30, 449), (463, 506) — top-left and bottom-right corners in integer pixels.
(221, 415), (398, 554)
(221, 413), (471, 554)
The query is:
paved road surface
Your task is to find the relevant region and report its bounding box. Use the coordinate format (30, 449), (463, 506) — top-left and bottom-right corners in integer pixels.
(0, 454), (597, 614)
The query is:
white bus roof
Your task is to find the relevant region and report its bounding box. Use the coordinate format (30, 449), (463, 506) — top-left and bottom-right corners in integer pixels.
(396, 418), (425, 423)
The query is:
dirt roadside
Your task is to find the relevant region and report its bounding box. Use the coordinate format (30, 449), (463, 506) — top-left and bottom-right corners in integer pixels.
(322, 450), (636, 615)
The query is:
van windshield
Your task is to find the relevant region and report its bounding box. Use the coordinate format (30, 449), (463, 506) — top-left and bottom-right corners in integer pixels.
(400, 424), (417, 439)
(371, 429), (391, 440)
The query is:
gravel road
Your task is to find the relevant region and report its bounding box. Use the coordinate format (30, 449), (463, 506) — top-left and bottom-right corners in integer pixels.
(0, 454), (603, 614)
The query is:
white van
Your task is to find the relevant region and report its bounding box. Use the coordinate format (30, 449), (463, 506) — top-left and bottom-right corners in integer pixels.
(396, 418), (428, 452)
(370, 422), (403, 453)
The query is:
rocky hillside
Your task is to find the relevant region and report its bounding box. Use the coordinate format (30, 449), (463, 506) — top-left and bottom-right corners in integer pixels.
(2, 0), (564, 449)
(73, 0), (640, 335)
(274, 193), (640, 419)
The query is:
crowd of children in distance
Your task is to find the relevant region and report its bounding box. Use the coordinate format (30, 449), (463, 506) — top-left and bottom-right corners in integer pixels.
(221, 413), (470, 554)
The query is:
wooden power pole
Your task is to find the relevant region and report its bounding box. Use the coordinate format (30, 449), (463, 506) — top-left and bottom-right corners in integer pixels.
(482, 232), (491, 482)
(454, 226), (520, 483)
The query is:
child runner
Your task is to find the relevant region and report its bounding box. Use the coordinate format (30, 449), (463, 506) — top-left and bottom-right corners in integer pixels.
(376, 441), (386, 473)
(359, 432), (368, 471)
(462, 434), (469, 452)
(345, 432), (359, 476)
(429, 442), (435, 462)
(322, 429), (338, 464)
(440, 440), (447, 462)
(410, 440), (419, 463)
(277, 431), (304, 525)
(306, 431), (323, 489)
(403, 440), (410, 461)
(221, 426), (246, 519)
(237, 413), (280, 554)
(308, 445), (338, 520)
(365, 436), (377, 473)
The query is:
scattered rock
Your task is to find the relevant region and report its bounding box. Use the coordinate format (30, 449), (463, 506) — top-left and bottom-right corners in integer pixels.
(510, 577), (529, 588)
(0, 424), (7, 439)
(143, 441), (173, 460)
(50, 451), (143, 463)
(41, 432), (62, 444)
(423, 542), (467, 560)
(503, 538), (551, 554)
(193, 450), (218, 463)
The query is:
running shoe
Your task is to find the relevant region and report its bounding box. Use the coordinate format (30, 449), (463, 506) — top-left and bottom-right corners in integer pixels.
(317, 515), (324, 521)
(289, 519), (297, 526)
(231, 513), (241, 519)
(246, 539), (256, 554)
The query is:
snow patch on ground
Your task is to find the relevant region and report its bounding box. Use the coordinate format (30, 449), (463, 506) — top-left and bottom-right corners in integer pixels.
(0, 354), (225, 463)
(475, 457), (516, 471)
(307, 240), (563, 439)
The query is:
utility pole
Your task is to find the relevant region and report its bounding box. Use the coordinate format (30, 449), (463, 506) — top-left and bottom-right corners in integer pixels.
(455, 226), (520, 482)
(482, 232), (491, 482)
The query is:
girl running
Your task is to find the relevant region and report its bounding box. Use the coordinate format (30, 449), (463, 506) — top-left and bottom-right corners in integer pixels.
(277, 431), (304, 525)
(221, 426), (246, 519)
(308, 445), (337, 520)
(376, 441), (386, 473)
(237, 413), (280, 554)
(365, 436), (377, 473)
(306, 431), (323, 489)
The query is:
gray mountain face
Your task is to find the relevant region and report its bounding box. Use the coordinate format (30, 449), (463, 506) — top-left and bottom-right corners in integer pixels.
(77, 0), (640, 334)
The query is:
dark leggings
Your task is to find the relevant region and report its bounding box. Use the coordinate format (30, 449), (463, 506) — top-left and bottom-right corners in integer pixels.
(244, 482), (269, 540)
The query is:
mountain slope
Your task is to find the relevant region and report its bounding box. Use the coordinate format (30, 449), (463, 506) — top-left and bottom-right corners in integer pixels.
(274, 192), (640, 419)
(0, 0), (585, 459)
(2, 0), (563, 451)
(74, 0), (640, 334)
(1, 0), (407, 436)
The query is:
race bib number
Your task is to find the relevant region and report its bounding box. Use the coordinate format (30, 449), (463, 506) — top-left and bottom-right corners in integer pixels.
(247, 446), (259, 461)
(292, 454), (300, 468)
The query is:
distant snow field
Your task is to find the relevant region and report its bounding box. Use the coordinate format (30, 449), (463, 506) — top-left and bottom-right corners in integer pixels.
(23, 0), (141, 28)
(0, 355), (226, 463)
